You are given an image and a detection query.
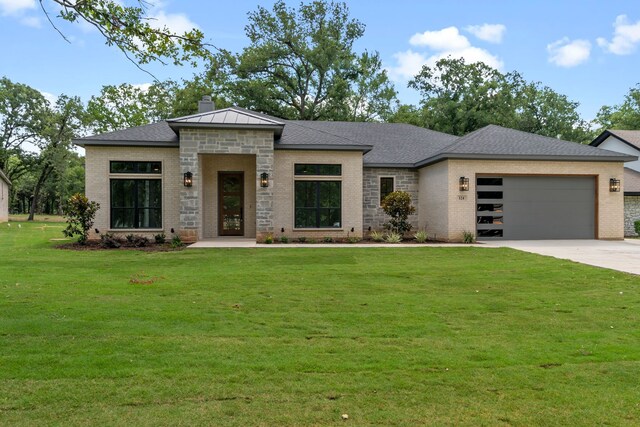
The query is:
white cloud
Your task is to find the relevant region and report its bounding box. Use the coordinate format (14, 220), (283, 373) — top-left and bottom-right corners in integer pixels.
(597, 14), (640, 55)
(132, 83), (152, 92)
(20, 15), (41, 28)
(0, 0), (35, 16)
(39, 90), (57, 106)
(147, 10), (199, 34)
(388, 25), (504, 82)
(547, 37), (591, 67)
(409, 26), (470, 50)
(466, 24), (506, 44)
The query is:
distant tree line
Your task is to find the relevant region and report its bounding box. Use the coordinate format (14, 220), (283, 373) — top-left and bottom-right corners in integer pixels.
(4, 0), (640, 218)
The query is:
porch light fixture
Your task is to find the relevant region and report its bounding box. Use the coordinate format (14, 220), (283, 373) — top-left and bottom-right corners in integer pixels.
(459, 176), (470, 192)
(260, 172), (269, 188)
(183, 171), (193, 187)
(610, 178), (621, 192)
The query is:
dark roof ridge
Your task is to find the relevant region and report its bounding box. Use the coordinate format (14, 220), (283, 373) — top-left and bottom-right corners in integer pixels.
(283, 120), (372, 147)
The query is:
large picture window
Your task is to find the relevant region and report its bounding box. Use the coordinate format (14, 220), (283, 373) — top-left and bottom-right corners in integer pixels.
(295, 181), (341, 228)
(110, 179), (162, 229)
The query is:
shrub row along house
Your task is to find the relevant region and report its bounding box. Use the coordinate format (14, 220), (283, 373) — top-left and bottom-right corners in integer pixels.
(75, 98), (637, 242)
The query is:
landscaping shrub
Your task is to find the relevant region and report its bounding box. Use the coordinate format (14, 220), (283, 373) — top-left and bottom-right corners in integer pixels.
(154, 233), (166, 244)
(62, 193), (100, 244)
(369, 230), (384, 242)
(323, 236), (333, 243)
(414, 230), (428, 243)
(635, 220), (640, 236)
(100, 233), (122, 248)
(171, 235), (183, 248)
(264, 234), (274, 244)
(347, 236), (361, 244)
(280, 236), (289, 244)
(384, 232), (403, 243)
(462, 230), (476, 244)
(297, 236), (307, 243)
(381, 191), (415, 235)
(125, 234), (135, 244)
(307, 238), (317, 244)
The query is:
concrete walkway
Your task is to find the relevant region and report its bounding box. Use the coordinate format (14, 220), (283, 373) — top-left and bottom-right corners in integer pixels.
(188, 238), (484, 249)
(484, 239), (640, 275)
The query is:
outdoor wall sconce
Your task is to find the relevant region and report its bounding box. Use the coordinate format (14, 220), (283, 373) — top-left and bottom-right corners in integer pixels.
(351, 227), (355, 232)
(183, 171), (193, 187)
(281, 227), (285, 233)
(260, 172), (269, 188)
(610, 178), (621, 192)
(94, 228), (99, 234)
(459, 177), (470, 191)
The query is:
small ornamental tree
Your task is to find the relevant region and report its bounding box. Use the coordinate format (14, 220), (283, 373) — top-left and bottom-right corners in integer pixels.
(381, 191), (416, 235)
(62, 193), (100, 244)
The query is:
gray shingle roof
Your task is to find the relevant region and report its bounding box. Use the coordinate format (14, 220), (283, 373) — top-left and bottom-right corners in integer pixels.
(419, 124), (634, 165)
(624, 168), (640, 195)
(74, 108), (636, 166)
(605, 130), (640, 150)
(284, 121), (458, 165)
(76, 121), (178, 146)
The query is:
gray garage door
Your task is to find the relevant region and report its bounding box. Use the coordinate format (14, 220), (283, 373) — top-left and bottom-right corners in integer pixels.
(476, 176), (595, 240)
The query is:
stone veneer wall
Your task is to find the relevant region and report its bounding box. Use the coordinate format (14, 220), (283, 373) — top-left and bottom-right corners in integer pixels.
(624, 196), (640, 236)
(179, 128), (274, 241)
(363, 167), (419, 232)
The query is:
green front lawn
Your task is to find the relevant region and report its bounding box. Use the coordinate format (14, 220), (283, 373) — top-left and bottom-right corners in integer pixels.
(1, 222), (639, 425)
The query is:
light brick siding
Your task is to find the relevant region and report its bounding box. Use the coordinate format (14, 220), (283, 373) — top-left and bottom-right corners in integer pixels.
(420, 159), (626, 242)
(180, 129), (274, 241)
(624, 196), (640, 236)
(84, 146), (181, 240)
(273, 150), (363, 240)
(201, 154), (257, 238)
(363, 167), (419, 232)
(0, 179), (8, 222)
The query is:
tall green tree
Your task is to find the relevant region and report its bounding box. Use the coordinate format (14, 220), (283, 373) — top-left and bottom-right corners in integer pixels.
(28, 95), (85, 221)
(0, 77), (49, 181)
(86, 81), (177, 133)
(401, 57), (589, 142)
(214, 0), (396, 121)
(595, 84), (640, 130)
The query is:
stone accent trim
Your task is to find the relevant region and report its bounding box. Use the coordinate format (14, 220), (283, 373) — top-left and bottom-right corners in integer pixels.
(624, 195), (640, 236)
(363, 167), (419, 232)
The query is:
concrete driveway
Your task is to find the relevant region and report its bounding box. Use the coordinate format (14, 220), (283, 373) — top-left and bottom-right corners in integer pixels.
(483, 239), (640, 275)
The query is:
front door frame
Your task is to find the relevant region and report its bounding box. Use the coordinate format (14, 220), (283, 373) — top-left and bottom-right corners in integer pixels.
(218, 171), (245, 236)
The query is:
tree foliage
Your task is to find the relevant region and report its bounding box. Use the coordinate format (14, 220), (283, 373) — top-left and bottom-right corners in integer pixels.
(595, 84), (640, 130)
(399, 58), (590, 142)
(42, 0), (214, 72)
(381, 191), (415, 235)
(62, 193), (100, 244)
(213, 0), (396, 121)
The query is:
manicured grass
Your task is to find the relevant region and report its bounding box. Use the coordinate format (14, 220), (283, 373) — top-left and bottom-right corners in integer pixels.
(1, 222), (639, 425)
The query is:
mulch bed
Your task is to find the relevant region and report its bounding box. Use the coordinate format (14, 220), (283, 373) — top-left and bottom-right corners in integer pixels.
(54, 241), (184, 252)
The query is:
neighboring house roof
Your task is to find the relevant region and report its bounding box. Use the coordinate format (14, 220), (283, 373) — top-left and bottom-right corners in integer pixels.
(416, 125), (634, 167)
(74, 107), (637, 167)
(625, 167), (640, 196)
(591, 129), (640, 151)
(0, 168), (10, 186)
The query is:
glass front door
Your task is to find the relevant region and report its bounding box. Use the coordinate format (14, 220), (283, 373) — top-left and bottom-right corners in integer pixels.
(218, 172), (244, 236)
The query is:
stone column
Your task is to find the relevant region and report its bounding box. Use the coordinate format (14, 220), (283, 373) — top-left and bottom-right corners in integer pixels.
(179, 138), (199, 242)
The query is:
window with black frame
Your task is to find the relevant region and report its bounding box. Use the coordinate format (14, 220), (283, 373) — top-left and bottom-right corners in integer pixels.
(110, 179), (162, 229)
(294, 181), (341, 228)
(380, 177), (394, 203)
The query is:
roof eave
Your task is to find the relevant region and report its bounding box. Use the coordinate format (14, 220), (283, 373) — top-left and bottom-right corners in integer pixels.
(167, 122), (284, 137)
(364, 163), (416, 168)
(591, 130), (640, 152)
(74, 139), (179, 148)
(275, 143), (373, 154)
(414, 153), (637, 169)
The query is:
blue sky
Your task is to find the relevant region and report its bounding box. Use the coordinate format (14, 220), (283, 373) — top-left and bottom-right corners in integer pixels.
(1, 0), (640, 121)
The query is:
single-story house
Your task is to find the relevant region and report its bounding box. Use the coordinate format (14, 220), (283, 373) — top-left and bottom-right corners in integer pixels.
(0, 168), (10, 223)
(591, 130), (640, 236)
(75, 99), (636, 242)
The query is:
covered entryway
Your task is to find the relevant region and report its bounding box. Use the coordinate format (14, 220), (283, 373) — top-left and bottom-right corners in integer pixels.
(476, 176), (596, 240)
